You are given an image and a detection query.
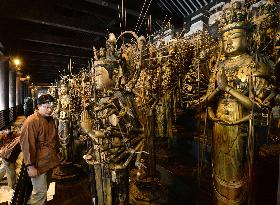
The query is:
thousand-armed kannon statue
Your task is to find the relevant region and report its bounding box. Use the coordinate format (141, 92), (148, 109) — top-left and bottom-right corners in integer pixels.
(190, 0), (278, 204)
(80, 33), (145, 205)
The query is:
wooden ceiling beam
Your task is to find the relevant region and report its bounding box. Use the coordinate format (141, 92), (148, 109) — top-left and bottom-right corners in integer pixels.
(1, 16), (106, 36)
(0, 0), (107, 36)
(19, 49), (91, 59)
(21, 39), (92, 51)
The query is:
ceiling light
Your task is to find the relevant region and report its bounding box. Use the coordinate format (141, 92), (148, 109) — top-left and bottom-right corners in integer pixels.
(13, 58), (21, 66)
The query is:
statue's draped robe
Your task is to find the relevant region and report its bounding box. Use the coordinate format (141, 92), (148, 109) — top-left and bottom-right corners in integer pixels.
(208, 54), (274, 204)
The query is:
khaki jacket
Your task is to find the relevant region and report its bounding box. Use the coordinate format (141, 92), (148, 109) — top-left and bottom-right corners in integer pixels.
(20, 111), (60, 174)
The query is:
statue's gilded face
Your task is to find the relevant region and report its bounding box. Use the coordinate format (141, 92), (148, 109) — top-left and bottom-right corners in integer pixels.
(99, 48), (106, 58)
(223, 28), (247, 56)
(94, 66), (111, 90)
(60, 85), (67, 94)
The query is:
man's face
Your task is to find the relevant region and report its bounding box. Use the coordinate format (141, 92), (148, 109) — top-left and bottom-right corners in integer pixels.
(37, 103), (54, 117)
(223, 28), (247, 56)
(94, 66), (111, 90)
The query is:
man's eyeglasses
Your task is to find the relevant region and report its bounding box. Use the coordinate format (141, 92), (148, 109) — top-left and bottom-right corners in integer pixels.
(40, 104), (54, 110)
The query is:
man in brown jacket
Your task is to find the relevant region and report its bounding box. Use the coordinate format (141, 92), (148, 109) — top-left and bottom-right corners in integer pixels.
(20, 94), (60, 205)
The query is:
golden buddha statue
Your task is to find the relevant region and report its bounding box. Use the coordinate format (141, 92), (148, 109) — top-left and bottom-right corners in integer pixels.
(195, 1), (277, 204)
(56, 80), (72, 163)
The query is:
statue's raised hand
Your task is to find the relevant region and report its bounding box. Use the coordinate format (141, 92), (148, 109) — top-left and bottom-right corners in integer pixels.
(80, 110), (93, 134)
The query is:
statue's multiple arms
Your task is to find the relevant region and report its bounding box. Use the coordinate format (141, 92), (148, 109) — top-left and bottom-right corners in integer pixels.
(80, 110), (105, 143)
(191, 68), (220, 107)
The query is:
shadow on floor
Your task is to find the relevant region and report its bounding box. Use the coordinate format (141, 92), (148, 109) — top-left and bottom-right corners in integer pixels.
(47, 174), (92, 205)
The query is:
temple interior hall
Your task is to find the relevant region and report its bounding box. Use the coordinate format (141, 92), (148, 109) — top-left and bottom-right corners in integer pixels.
(0, 0), (280, 205)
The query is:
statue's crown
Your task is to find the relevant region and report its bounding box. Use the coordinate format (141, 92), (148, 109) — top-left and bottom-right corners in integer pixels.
(218, 0), (248, 33)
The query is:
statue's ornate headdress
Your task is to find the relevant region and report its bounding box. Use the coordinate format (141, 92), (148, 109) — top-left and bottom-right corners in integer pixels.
(107, 33), (117, 44)
(59, 75), (70, 91)
(218, 0), (248, 33)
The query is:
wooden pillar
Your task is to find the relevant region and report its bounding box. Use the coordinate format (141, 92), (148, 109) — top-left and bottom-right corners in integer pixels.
(0, 56), (9, 111)
(21, 81), (26, 104)
(0, 56), (9, 128)
(16, 71), (23, 115)
(16, 72), (22, 106)
(9, 66), (16, 108)
(9, 65), (17, 121)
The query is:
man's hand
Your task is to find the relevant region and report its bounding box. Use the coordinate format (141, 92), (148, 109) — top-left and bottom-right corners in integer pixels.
(80, 110), (93, 134)
(27, 166), (39, 177)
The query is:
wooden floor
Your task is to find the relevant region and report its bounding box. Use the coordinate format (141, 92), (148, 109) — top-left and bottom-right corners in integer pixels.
(47, 174), (92, 205)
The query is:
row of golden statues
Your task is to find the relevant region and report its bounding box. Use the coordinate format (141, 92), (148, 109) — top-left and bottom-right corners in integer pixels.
(47, 0), (279, 204)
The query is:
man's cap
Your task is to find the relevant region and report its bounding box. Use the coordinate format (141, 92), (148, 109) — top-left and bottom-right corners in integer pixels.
(37, 94), (55, 105)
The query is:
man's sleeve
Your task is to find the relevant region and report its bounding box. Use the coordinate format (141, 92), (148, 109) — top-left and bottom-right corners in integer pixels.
(20, 120), (37, 166)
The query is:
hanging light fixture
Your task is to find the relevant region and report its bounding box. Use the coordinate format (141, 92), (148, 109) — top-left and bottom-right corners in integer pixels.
(13, 58), (21, 66)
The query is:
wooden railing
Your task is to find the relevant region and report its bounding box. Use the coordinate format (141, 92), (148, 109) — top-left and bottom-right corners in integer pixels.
(9, 106), (17, 122)
(0, 109), (9, 130)
(0, 106), (19, 130)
